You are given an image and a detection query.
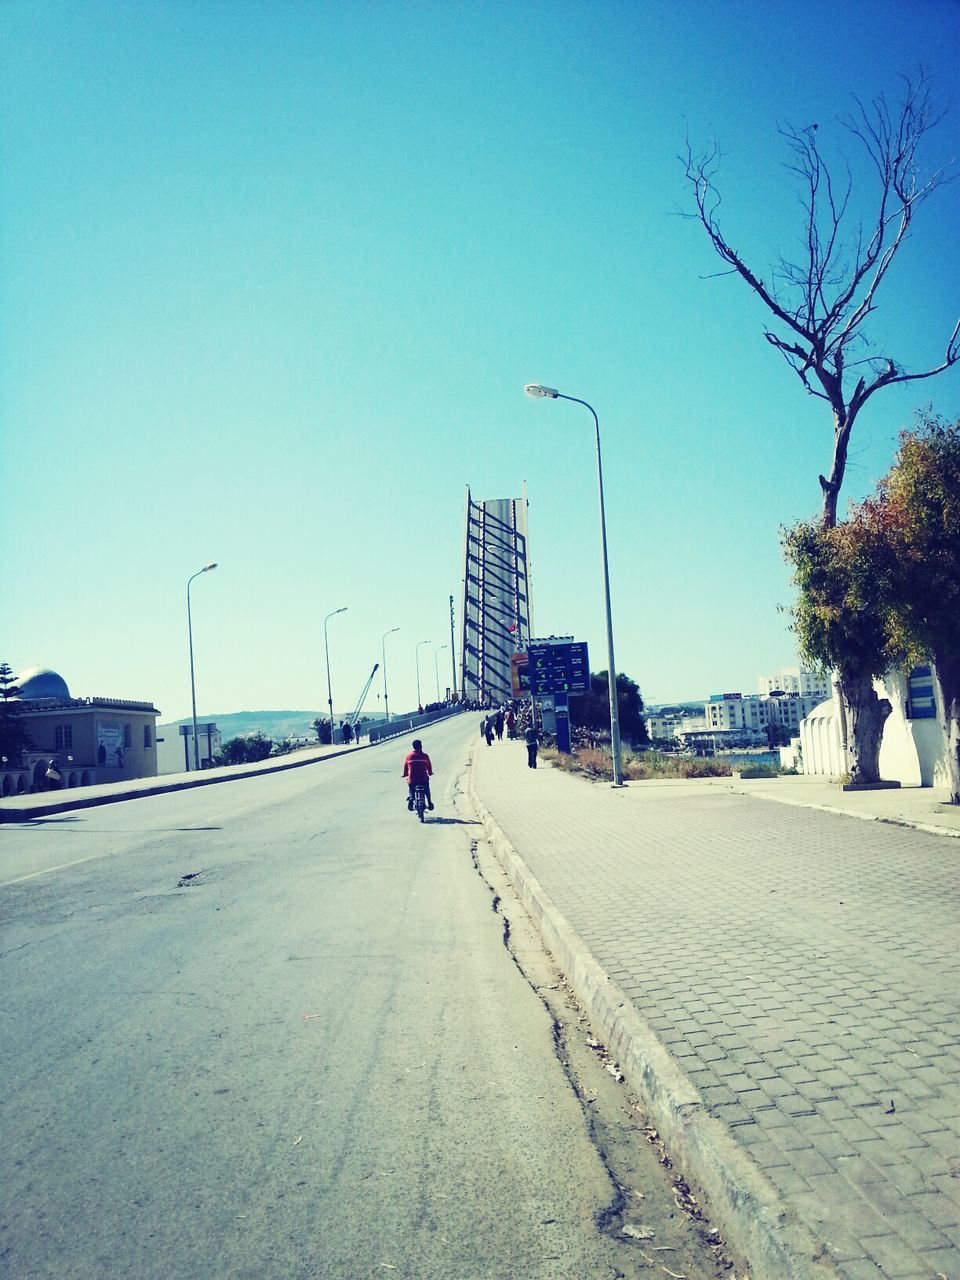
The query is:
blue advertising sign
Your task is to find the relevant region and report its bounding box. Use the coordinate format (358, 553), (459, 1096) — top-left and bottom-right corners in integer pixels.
(528, 641), (590, 696)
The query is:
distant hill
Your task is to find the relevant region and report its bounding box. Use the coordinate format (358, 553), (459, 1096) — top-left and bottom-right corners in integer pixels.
(159, 710), (340, 743)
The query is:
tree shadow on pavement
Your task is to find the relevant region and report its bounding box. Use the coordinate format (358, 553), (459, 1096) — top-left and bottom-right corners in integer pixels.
(427, 816), (481, 826)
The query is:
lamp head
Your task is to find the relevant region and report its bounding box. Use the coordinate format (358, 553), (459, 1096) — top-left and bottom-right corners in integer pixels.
(524, 384), (559, 399)
(202, 562), (218, 572)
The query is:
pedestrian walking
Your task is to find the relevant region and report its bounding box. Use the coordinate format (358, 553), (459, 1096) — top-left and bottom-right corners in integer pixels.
(495, 709), (504, 740)
(524, 724), (539, 769)
(484, 717), (494, 747)
(505, 708), (516, 739)
(342, 720), (352, 744)
(353, 721), (362, 744)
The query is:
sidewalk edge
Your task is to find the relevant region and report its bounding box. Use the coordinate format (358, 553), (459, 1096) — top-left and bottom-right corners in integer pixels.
(467, 763), (840, 1280)
(726, 785), (960, 840)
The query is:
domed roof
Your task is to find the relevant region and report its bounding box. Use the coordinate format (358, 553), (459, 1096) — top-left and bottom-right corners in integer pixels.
(15, 667), (71, 700)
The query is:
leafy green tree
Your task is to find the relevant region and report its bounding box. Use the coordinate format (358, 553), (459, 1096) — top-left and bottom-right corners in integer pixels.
(0, 662), (32, 763)
(783, 515), (908, 782)
(571, 672), (649, 747)
(220, 733), (274, 765)
(870, 414), (960, 802)
(220, 738), (247, 765)
(787, 412), (960, 797)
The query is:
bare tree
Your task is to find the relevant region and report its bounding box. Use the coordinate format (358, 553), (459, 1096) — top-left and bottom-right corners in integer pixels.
(683, 73), (959, 782)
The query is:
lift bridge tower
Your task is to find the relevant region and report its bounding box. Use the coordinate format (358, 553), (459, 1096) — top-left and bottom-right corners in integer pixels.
(460, 486), (533, 706)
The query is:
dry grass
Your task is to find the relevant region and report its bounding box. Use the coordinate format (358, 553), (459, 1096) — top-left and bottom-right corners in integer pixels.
(544, 746), (735, 783)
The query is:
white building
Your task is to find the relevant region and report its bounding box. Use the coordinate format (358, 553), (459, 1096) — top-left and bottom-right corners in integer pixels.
(648, 711), (707, 742)
(705, 693), (768, 736)
(156, 722), (222, 774)
(758, 666), (831, 700)
(764, 691), (824, 735)
(798, 664), (951, 788)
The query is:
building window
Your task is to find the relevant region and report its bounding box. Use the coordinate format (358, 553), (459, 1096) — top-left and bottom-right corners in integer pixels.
(143, 724), (152, 748)
(55, 725), (73, 749)
(123, 724), (132, 748)
(906, 666), (937, 720)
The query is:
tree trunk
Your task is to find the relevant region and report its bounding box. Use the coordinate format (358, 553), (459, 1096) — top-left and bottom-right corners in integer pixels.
(820, 402), (858, 528)
(842, 671), (892, 784)
(933, 651), (960, 805)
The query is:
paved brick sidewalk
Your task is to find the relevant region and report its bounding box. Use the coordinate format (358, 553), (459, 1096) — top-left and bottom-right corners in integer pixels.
(471, 742), (960, 1280)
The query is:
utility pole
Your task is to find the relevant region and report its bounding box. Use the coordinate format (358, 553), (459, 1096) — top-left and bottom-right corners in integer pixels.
(449, 594), (458, 700)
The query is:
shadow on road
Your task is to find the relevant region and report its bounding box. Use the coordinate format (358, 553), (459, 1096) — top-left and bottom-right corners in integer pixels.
(16, 815), (83, 825)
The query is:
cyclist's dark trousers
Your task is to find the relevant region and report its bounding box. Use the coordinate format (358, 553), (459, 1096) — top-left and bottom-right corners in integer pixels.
(526, 745), (538, 769)
(408, 780), (432, 805)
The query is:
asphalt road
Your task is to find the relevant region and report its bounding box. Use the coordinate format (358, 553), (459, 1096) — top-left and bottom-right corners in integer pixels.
(1, 715), (638, 1280)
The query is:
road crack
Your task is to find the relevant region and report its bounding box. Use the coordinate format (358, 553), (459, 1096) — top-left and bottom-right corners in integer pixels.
(461, 793), (746, 1279)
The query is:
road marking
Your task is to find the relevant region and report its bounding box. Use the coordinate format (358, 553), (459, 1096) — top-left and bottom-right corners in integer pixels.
(1, 852), (116, 886)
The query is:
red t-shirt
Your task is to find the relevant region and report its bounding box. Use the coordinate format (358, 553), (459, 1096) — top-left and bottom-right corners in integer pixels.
(402, 750), (433, 783)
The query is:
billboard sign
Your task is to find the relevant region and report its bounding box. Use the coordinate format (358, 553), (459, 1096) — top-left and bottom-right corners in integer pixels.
(96, 720), (124, 766)
(528, 641), (590, 696)
(510, 652), (530, 697)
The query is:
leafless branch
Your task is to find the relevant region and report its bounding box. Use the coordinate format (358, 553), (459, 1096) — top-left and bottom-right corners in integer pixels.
(681, 70), (957, 524)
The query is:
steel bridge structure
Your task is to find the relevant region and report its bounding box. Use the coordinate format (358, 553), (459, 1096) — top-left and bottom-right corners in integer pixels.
(460, 487), (532, 707)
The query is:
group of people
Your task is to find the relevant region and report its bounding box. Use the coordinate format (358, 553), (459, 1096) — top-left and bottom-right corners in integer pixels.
(479, 707), (513, 744)
(480, 705), (540, 769)
(338, 720), (363, 745)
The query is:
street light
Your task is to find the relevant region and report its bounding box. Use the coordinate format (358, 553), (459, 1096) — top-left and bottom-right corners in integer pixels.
(415, 640), (432, 709)
(324, 607), (348, 738)
(434, 643), (448, 701)
(187, 562), (218, 771)
(382, 626), (400, 721)
(524, 383), (624, 785)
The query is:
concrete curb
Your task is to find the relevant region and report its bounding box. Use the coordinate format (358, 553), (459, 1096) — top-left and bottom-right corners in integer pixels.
(466, 754), (841, 1280)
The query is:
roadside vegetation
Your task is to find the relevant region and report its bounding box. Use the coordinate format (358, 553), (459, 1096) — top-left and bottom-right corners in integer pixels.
(217, 733), (275, 765)
(543, 745), (737, 783)
(785, 412), (960, 802)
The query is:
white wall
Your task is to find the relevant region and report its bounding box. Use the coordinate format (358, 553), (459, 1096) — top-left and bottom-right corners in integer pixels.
(799, 668), (950, 786)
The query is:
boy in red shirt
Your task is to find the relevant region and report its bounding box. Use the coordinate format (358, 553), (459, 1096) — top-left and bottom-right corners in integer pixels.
(402, 739), (434, 810)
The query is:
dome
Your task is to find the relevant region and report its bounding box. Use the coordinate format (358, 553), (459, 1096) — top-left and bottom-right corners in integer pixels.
(15, 666), (71, 700)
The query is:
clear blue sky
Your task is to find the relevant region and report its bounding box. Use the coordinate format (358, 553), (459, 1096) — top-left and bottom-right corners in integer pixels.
(3, 0), (958, 721)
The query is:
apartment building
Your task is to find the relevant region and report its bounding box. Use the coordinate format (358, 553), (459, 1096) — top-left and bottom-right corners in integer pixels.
(757, 666), (831, 700)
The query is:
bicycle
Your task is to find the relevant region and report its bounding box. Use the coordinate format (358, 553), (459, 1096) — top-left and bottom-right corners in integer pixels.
(411, 781), (428, 823)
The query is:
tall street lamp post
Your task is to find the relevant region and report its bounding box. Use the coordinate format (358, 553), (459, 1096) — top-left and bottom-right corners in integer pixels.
(415, 640), (431, 709)
(382, 626), (400, 721)
(524, 383), (624, 785)
(324, 607), (348, 738)
(448, 594), (458, 701)
(187, 562), (218, 771)
(434, 643), (448, 701)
